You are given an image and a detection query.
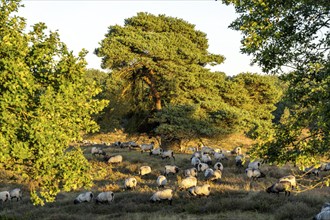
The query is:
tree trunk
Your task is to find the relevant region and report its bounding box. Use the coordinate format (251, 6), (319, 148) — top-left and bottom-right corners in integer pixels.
(142, 69), (162, 111)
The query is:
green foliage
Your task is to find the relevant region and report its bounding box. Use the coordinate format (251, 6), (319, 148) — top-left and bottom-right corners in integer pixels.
(0, 0), (108, 205)
(223, 0), (330, 168)
(95, 12), (225, 112)
(94, 12), (283, 148)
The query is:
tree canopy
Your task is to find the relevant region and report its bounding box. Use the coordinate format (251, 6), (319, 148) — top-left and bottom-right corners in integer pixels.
(95, 12), (225, 112)
(94, 12), (283, 149)
(0, 0), (108, 205)
(222, 0), (330, 171)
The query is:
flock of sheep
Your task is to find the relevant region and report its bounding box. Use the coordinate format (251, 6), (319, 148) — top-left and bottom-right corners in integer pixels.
(87, 140), (329, 219)
(1, 139), (329, 219)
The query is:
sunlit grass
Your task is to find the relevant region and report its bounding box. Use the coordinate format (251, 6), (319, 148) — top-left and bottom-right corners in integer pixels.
(1, 133), (330, 219)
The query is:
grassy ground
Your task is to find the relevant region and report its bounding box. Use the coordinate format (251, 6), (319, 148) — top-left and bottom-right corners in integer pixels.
(0, 133), (329, 220)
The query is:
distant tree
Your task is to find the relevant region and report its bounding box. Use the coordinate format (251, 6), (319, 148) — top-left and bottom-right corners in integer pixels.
(222, 0), (330, 173)
(0, 0), (108, 205)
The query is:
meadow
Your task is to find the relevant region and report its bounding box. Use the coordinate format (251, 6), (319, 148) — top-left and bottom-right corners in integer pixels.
(0, 133), (329, 220)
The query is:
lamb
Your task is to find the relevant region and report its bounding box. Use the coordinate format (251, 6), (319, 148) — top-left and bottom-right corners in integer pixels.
(214, 152), (228, 161)
(95, 191), (114, 204)
(139, 166), (152, 176)
(191, 157), (201, 167)
(184, 168), (198, 177)
(107, 155), (123, 164)
(188, 184), (211, 197)
(164, 165), (180, 176)
(248, 161), (261, 170)
(179, 176), (198, 190)
(245, 168), (266, 180)
(150, 148), (163, 156)
(231, 146), (242, 155)
(124, 177), (137, 190)
(279, 175), (297, 189)
(313, 203), (330, 220)
(0, 191), (10, 202)
(140, 142), (155, 153)
(74, 191), (94, 204)
(9, 188), (22, 201)
(157, 175), (167, 188)
(266, 181), (291, 196)
(204, 168), (222, 182)
(201, 154), (212, 165)
(214, 162), (224, 171)
(161, 150), (175, 160)
(235, 155), (245, 167)
(197, 162), (209, 172)
(91, 146), (106, 156)
(150, 189), (173, 205)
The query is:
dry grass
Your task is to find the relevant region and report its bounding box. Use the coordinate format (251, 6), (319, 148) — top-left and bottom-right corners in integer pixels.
(0, 133), (329, 219)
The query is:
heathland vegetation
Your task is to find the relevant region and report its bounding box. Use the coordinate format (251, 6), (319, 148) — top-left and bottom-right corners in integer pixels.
(0, 0), (329, 219)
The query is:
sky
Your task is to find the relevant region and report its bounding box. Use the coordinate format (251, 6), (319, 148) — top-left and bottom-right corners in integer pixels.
(19, 0), (263, 76)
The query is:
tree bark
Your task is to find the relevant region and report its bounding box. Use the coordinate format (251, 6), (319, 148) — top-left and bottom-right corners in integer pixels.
(142, 74), (162, 111)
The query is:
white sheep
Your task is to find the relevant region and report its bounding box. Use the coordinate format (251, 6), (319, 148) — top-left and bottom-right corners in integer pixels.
(191, 151), (202, 158)
(214, 152), (227, 161)
(201, 146), (215, 155)
(245, 168), (265, 180)
(161, 150), (175, 160)
(91, 146), (106, 156)
(164, 165), (180, 176)
(214, 162), (224, 171)
(191, 157), (201, 167)
(150, 148), (163, 156)
(184, 168), (198, 177)
(197, 162), (209, 172)
(201, 154), (212, 165)
(0, 191), (10, 202)
(139, 166), (152, 176)
(279, 175), (297, 189)
(319, 163), (330, 171)
(150, 189), (173, 205)
(120, 141), (139, 149)
(248, 161), (261, 170)
(314, 203), (330, 220)
(187, 147), (197, 152)
(179, 176), (198, 190)
(9, 188), (22, 201)
(204, 168), (222, 182)
(235, 155), (245, 167)
(124, 177), (137, 190)
(188, 184), (211, 197)
(140, 142), (155, 153)
(231, 146), (242, 155)
(95, 191), (114, 204)
(214, 148), (222, 153)
(266, 181), (291, 196)
(107, 155), (123, 164)
(157, 175), (167, 188)
(74, 191), (94, 204)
